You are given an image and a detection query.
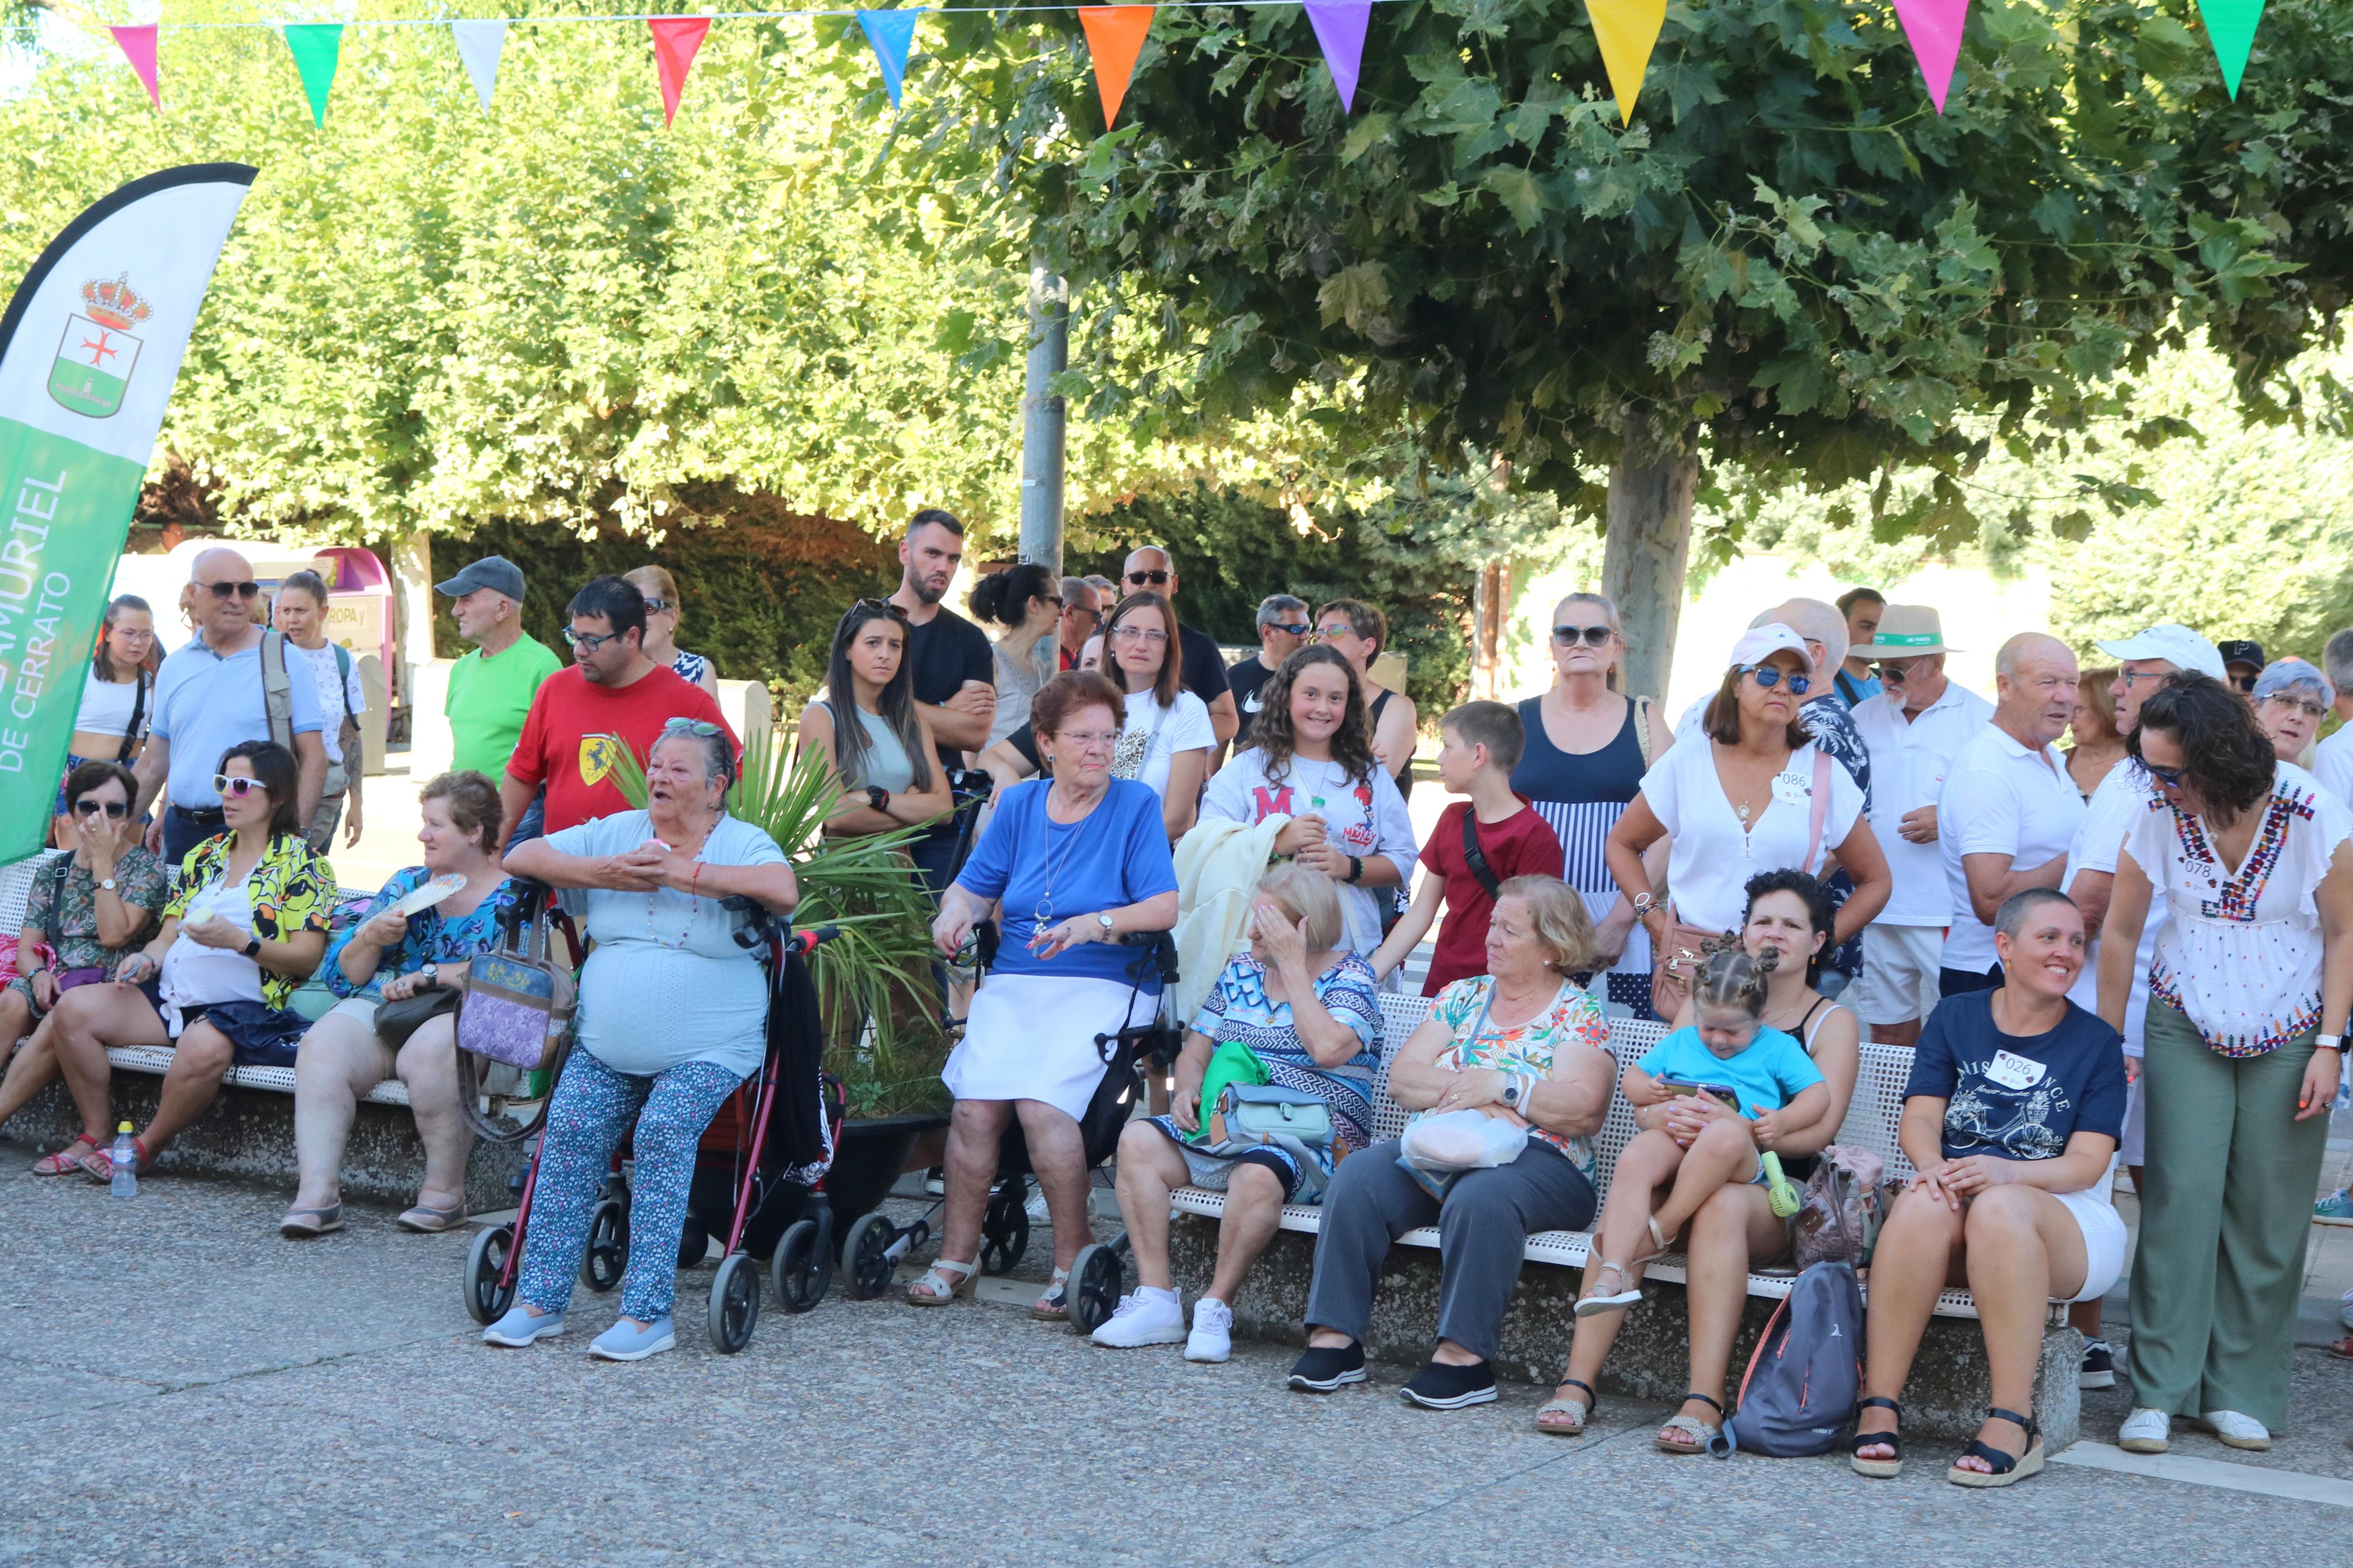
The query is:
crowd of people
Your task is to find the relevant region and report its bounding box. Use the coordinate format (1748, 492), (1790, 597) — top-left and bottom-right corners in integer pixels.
(8, 517), (2347, 1472)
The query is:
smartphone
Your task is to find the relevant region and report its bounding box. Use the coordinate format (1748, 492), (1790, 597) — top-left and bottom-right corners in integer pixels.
(1660, 1078), (1741, 1112)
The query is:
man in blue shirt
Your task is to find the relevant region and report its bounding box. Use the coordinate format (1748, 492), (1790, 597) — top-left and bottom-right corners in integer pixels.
(132, 546), (325, 867)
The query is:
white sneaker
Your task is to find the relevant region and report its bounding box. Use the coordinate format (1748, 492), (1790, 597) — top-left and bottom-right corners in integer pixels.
(1089, 1289), (1186, 1348)
(2119, 1407), (2170, 1453)
(1025, 1190), (1051, 1224)
(2195, 1409), (2272, 1450)
(1185, 1297), (1234, 1363)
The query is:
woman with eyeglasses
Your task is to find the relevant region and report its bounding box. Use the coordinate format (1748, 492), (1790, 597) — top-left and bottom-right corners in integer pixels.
(625, 566), (719, 698)
(2250, 659), (2333, 772)
(44, 741), (335, 1183)
(1606, 625), (1890, 1017)
(797, 599), (953, 836)
(971, 562), (1063, 747)
(1511, 591), (1675, 1016)
(56, 595), (158, 849)
(5, 763), (169, 1154)
(1312, 600), (1417, 799)
(488, 719), (798, 1361)
(2098, 673), (2352, 1455)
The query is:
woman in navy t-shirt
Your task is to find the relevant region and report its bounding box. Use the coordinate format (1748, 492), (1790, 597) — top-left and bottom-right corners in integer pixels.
(1850, 887), (2125, 1491)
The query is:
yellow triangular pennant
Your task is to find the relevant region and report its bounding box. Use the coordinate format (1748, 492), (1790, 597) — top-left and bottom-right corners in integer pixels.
(1587, 0), (1666, 125)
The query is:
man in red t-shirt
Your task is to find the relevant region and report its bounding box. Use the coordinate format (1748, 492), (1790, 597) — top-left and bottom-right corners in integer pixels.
(500, 574), (736, 845)
(1371, 701), (1564, 995)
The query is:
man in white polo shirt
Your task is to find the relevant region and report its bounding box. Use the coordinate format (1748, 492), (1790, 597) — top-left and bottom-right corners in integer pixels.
(1848, 607), (1992, 1044)
(1936, 632), (2085, 995)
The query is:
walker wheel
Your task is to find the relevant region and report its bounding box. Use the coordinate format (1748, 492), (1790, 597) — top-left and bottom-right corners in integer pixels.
(1070, 1242), (1122, 1335)
(580, 1198), (628, 1293)
(708, 1252), (762, 1354)
(844, 1211), (897, 1300)
(772, 1216), (832, 1314)
(463, 1224), (516, 1325)
(980, 1185), (1030, 1275)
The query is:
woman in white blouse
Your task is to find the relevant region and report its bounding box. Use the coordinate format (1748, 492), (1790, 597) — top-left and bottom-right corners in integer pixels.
(59, 595), (157, 847)
(1606, 624), (1890, 1015)
(2099, 673), (2351, 1455)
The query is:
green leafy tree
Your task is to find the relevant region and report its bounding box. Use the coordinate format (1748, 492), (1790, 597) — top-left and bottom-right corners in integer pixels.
(895, 0), (2353, 694)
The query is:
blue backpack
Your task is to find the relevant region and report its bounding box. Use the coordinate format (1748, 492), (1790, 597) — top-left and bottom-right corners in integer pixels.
(1709, 1261), (1863, 1457)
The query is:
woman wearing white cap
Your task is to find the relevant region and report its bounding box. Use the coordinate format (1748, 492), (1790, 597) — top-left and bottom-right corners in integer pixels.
(1606, 624), (1891, 1016)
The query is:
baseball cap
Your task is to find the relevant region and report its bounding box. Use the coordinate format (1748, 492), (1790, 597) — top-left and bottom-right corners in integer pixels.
(1729, 622), (1814, 675)
(2094, 623), (2225, 681)
(435, 556), (526, 602)
(2216, 638), (2266, 671)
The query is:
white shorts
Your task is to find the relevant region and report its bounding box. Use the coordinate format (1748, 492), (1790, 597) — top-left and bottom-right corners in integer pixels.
(1850, 923), (1943, 1027)
(2053, 1187), (2128, 1303)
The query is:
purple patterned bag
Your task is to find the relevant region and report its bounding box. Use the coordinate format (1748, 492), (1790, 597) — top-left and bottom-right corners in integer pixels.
(455, 938), (573, 1071)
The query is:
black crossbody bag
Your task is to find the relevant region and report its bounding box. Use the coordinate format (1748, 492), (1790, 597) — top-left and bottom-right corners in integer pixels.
(1460, 809), (1503, 900)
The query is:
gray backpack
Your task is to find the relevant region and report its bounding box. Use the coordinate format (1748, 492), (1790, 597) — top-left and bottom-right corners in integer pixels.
(1709, 1261), (1862, 1457)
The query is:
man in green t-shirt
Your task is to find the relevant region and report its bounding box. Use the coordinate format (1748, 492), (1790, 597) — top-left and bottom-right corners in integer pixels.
(438, 556), (562, 783)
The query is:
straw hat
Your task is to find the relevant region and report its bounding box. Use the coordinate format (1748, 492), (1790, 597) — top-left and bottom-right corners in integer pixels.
(1866, 605), (1957, 659)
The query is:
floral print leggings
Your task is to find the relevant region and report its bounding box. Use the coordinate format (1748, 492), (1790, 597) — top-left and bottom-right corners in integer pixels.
(516, 1050), (747, 1324)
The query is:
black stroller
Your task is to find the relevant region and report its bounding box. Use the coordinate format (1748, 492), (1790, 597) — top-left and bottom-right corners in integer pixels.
(836, 920), (1183, 1300)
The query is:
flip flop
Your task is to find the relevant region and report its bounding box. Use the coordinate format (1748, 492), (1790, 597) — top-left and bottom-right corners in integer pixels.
(1032, 1267), (1072, 1322)
(279, 1203), (345, 1238)
(396, 1201), (468, 1234)
(31, 1133), (98, 1176)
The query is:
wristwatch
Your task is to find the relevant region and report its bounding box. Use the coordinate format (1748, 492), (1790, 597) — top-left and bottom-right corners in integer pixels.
(1096, 912), (1116, 937)
(421, 962), (441, 989)
(242, 937), (261, 958)
(97, 877), (118, 893)
(1499, 1077), (1523, 1110)
(867, 786), (891, 812)
(1345, 855), (1364, 884)
(2319, 1033), (2344, 1052)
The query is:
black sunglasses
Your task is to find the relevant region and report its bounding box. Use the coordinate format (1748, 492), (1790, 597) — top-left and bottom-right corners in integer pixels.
(1552, 624), (1613, 647)
(1263, 621), (1311, 637)
(2228, 673), (2258, 692)
(207, 579), (261, 600)
(72, 799), (130, 819)
(1126, 570), (1172, 586)
(854, 596), (911, 621)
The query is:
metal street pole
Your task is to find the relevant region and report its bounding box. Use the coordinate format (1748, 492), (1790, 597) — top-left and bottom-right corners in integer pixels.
(1017, 253), (1067, 573)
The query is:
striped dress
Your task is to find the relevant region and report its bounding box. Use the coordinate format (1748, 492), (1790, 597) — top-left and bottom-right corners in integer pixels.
(1511, 694), (1653, 1016)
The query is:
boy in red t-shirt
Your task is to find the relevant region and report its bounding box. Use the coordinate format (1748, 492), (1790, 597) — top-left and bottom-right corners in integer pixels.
(1371, 701), (1564, 995)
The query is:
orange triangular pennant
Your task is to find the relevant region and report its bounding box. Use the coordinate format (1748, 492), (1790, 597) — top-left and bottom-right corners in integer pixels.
(1077, 5), (1155, 130)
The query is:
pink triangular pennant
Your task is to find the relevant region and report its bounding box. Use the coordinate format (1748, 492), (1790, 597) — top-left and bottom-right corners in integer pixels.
(112, 24), (160, 109)
(1891, 0), (1971, 115)
(648, 17), (712, 127)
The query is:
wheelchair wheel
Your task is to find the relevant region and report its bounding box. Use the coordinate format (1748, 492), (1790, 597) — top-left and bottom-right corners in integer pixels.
(980, 1184), (1030, 1275)
(708, 1253), (762, 1354)
(579, 1198), (627, 1293)
(463, 1224), (516, 1325)
(843, 1210), (898, 1300)
(771, 1216), (832, 1314)
(1069, 1242), (1123, 1335)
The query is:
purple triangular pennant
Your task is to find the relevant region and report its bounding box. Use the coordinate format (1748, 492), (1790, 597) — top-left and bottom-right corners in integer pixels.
(1303, 0), (1372, 115)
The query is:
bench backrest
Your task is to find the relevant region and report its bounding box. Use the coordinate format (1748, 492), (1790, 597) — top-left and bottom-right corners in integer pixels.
(0, 851), (65, 947)
(1369, 990), (1918, 1207)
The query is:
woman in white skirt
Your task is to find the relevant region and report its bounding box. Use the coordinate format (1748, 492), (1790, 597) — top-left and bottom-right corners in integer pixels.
(919, 671), (1181, 1318)
(1852, 887), (2128, 1489)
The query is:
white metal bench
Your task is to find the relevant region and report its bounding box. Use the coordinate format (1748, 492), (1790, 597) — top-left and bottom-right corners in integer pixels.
(1169, 990), (1985, 1320)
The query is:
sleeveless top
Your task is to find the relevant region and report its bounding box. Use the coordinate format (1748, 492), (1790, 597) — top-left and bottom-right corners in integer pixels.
(673, 650), (710, 686)
(1367, 687), (1414, 802)
(1774, 993), (1848, 1184)
(824, 701), (917, 794)
(1510, 694), (1646, 899)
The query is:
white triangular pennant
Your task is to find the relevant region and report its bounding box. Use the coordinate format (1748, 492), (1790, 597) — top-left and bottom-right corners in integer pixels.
(450, 19), (507, 113)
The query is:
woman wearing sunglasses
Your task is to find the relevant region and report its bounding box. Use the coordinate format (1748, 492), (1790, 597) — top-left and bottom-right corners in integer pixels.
(42, 741), (335, 1183)
(6, 763), (171, 1158)
(624, 565), (720, 698)
(2249, 659), (2333, 771)
(2099, 673), (2352, 1456)
(1605, 625), (1891, 1018)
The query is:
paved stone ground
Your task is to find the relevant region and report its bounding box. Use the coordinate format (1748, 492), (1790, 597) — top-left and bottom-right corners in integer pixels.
(6, 1158), (2351, 1567)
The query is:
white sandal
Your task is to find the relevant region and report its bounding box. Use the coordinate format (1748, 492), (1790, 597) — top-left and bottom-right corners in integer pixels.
(1574, 1260), (1645, 1318)
(1031, 1267), (1072, 1322)
(906, 1256), (979, 1307)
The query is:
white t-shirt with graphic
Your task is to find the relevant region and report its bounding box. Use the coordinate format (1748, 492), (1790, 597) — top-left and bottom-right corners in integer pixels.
(1115, 688), (1214, 801)
(1200, 748), (1417, 955)
(289, 641), (368, 767)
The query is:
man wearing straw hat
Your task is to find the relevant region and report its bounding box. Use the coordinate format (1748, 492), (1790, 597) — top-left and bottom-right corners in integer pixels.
(1847, 607), (1991, 1046)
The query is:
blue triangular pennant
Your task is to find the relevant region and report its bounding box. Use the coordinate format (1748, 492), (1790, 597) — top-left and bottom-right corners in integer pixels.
(857, 9), (925, 110)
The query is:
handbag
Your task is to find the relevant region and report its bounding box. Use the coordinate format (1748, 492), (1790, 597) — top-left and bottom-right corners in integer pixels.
(1650, 748), (1832, 1018)
(455, 902), (573, 1072)
(373, 984), (459, 1051)
(1791, 1144), (1889, 1269)
(1205, 1082), (1339, 1197)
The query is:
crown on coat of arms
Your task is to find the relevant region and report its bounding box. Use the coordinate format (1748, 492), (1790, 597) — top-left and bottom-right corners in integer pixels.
(81, 275), (152, 332)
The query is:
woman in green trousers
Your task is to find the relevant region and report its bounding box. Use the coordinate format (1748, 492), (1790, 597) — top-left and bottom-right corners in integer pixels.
(2099, 674), (2352, 1454)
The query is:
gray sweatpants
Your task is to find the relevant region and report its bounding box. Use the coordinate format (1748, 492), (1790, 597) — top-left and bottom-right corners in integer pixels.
(1303, 1137), (1596, 1361)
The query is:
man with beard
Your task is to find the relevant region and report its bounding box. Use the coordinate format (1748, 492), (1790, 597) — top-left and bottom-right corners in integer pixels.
(888, 509), (996, 892)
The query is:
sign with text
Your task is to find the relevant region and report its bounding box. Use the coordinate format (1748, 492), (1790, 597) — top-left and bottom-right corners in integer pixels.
(0, 164), (254, 860)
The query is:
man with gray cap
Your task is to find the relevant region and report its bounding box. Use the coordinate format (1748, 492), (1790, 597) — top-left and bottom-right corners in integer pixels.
(439, 555), (562, 781)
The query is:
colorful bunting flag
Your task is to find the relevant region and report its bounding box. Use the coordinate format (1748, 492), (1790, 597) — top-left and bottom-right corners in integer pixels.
(450, 19), (508, 115)
(1891, 0), (1970, 114)
(1077, 6), (1155, 130)
(1302, 0), (1371, 115)
(283, 23), (344, 129)
(2196, 0), (2267, 99)
(857, 10), (924, 111)
(647, 16), (711, 127)
(110, 24), (160, 109)
(1585, 0), (1665, 126)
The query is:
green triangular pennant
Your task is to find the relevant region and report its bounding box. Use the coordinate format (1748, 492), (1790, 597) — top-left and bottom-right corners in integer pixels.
(283, 23), (344, 127)
(2196, 0), (2267, 99)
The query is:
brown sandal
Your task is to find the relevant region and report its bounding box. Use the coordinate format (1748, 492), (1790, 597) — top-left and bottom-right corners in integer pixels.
(31, 1133), (98, 1175)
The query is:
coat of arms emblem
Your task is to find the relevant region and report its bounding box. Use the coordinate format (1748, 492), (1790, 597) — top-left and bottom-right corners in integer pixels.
(48, 273), (151, 418)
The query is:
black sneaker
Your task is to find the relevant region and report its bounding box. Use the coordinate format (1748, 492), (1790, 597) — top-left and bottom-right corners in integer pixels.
(1287, 1342), (1367, 1392)
(2079, 1339), (2116, 1391)
(1400, 1357), (1497, 1410)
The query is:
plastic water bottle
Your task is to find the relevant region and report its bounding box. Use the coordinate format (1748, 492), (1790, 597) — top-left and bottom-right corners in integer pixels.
(108, 1122), (136, 1198)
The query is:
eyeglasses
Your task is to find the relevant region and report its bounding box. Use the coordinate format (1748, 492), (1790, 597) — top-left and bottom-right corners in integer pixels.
(205, 580), (260, 600)
(2264, 695), (2327, 720)
(2117, 669), (2167, 689)
(212, 774), (270, 798)
(1111, 624), (1169, 646)
(1262, 621), (1310, 637)
(1312, 625), (1357, 643)
(72, 799), (130, 819)
(1741, 664), (1812, 696)
(663, 717), (723, 737)
(2142, 760), (2187, 787)
(563, 626), (622, 651)
(1552, 624), (1613, 648)
(1052, 728), (1121, 750)
(1125, 570), (1172, 587)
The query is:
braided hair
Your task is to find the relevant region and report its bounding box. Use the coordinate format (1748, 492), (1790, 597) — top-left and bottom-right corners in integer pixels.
(1691, 946), (1777, 1018)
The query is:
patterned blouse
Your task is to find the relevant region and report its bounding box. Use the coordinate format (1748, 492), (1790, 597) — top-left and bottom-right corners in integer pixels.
(16, 848), (168, 979)
(1423, 975), (1612, 1179)
(322, 866), (521, 1002)
(166, 833), (337, 1011)
(1187, 952), (1383, 1150)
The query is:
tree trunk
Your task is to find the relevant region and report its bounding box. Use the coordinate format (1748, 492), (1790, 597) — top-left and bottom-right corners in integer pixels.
(1600, 423), (1699, 705)
(1471, 559), (1511, 700)
(391, 529), (434, 711)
